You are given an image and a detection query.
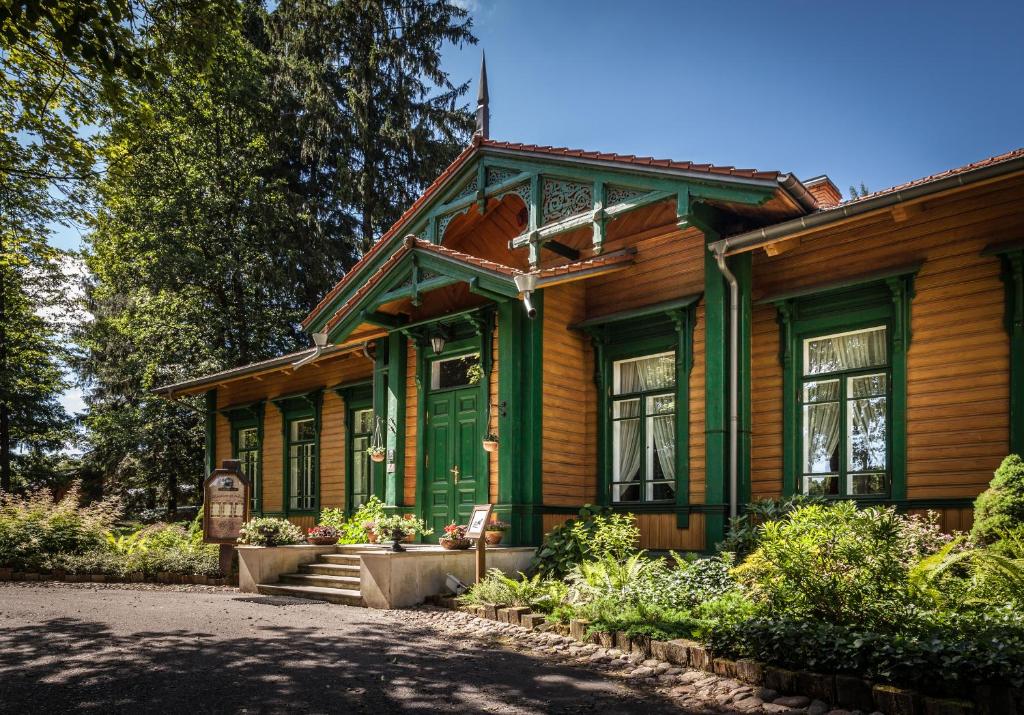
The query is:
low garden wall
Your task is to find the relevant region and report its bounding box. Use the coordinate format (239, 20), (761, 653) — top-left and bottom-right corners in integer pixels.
(432, 597), (1021, 715)
(236, 544), (339, 592)
(360, 546), (534, 609)
(0, 567), (233, 586)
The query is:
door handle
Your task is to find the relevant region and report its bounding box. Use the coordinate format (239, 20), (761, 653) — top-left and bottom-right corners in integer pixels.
(450, 465), (460, 484)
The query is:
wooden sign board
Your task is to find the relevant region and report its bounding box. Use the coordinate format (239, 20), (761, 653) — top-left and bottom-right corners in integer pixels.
(465, 504), (494, 540)
(203, 460), (250, 545)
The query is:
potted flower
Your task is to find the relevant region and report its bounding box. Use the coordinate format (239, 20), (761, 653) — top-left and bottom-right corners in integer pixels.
(307, 525), (339, 545)
(482, 432), (499, 453)
(439, 523), (471, 550)
(367, 445), (386, 463)
(362, 520), (379, 543)
(484, 519), (509, 545)
(374, 514), (433, 552)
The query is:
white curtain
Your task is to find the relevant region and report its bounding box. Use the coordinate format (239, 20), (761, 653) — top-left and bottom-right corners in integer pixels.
(614, 365), (642, 499)
(807, 327), (887, 375)
(651, 414), (675, 481)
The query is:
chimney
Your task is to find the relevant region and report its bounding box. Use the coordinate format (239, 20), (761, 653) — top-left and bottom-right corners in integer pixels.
(803, 175), (842, 209)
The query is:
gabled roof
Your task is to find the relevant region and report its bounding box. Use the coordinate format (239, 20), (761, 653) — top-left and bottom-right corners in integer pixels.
(303, 136), (811, 332)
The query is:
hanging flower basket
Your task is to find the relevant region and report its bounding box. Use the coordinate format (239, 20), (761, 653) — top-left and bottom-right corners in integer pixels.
(482, 433), (499, 453)
(369, 448), (386, 463)
(440, 538), (472, 550)
(368, 415), (387, 462)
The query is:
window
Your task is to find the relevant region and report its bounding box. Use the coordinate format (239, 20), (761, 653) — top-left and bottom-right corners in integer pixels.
(430, 353), (480, 390)
(611, 352), (676, 503)
(350, 408), (373, 509)
(235, 426), (260, 512)
(288, 418), (317, 511)
(800, 326), (889, 497)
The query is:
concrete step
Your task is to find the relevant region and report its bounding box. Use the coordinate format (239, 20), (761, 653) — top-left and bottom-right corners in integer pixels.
(256, 583), (364, 606)
(280, 573), (360, 590)
(319, 554), (363, 566)
(300, 562), (360, 577)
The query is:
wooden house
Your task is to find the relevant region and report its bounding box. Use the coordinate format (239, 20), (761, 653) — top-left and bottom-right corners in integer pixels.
(155, 128), (1024, 551)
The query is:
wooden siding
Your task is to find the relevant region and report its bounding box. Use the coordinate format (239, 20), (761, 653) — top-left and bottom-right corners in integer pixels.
(214, 351), (373, 515)
(750, 176), (1024, 502)
(586, 218), (705, 318)
(320, 390), (345, 509)
(542, 283), (596, 506)
(690, 301), (707, 505)
(907, 506), (975, 533)
(541, 512), (706, 551)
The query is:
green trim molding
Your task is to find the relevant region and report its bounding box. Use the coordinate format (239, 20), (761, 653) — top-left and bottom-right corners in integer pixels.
(578, 295), (698, 529)
(204, 389), (217, 477)
(333, 381), (373, 515)
(219, 401), (265, 515)
(271, 389), (323, 516)
(982, 241), (1024, 455)
(772, 267), (918, 502)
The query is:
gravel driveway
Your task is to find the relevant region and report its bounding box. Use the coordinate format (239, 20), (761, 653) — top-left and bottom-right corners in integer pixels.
(0, 582), (698, 714)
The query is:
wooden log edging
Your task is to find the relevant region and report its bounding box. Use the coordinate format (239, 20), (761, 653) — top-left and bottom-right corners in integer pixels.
(429, 596), (1016, 715)
(0, 567), (234, 586)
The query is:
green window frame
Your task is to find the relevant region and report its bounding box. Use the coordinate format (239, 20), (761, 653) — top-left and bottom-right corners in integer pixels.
(774, 269), (915, 502)
(272, 390), (322, 516)
(578, 297), (696, 525)
(984, 242), (1024, 455)
(221, 402), (264, 515)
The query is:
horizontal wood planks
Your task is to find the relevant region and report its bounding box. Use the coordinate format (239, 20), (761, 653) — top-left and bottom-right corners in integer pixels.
(404, 342), (418, 506)
(750, 175), (1024, 503)
(540, 512), (706, 551)
(542, 283), (596, 506)
(214, 350), (372, 515)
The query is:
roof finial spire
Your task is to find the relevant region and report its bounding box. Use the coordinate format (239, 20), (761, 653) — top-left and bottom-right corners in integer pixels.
(475, 50), (489, 139)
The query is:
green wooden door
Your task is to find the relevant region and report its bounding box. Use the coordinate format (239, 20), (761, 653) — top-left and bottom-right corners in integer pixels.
(425, 387), (482, 536)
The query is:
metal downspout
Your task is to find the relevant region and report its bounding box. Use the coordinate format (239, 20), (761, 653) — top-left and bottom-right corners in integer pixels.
(711, 245), (739, 520)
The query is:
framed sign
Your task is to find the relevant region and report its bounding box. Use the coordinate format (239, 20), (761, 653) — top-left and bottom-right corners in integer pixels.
(203, 460), (250, 544)
(465, 504), (494, 540)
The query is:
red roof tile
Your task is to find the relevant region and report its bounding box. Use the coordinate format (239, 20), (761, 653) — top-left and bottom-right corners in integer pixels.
(304, 137), (789, 329)
(835, 147), (1024, 209)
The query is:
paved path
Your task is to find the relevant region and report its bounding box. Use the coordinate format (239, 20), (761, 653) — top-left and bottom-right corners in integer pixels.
(0, 583), (697, 714)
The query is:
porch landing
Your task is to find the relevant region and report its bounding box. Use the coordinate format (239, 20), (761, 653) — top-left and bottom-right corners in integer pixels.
(240, 543), (534, 609)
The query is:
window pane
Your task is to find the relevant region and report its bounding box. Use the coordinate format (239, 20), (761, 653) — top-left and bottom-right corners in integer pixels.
(848, 389), (887, 472)
(850, 473), (886, 496)
(238, 427), (259, 450)
(803, 402), (840, 473)
(849, 373), (887, 398)
(804, 326), (887, 375)
(289, 442), (315, 510)
(430, 354), (480, 390)
(613, 352), (675, 395)
(354, 408), (373, 434)
(803, 379), (839, 403)
(291, 418), (315, 442)
(804, 474), (839, 496)
(613, 482), (641, 502)
(649, 413), (675, 482)
(614, 415), (638, 487)
(649, 481), (675, 501)
(647, 394), (675, 415)
(613, 398), (640, 419)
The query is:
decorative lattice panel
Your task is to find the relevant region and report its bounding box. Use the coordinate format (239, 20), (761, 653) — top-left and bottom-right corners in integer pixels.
(605, 184), (648, 205)
(542, 178), (592, 225)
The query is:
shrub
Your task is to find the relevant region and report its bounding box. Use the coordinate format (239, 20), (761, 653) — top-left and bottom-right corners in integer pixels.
(733, 502), (920, 628)
(319, 496), (387, 544)
(237, 517), (305, 546)
(972, 454), (1024, 544)
(0, 483), (122, 570)
(640, 553), (738, 610)
(530, 506), (641, 578)
(567, 552), (662, 608)
(717, 494), (822, 556)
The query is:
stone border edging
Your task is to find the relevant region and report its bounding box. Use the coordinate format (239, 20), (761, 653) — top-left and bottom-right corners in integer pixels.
(0, 567), (233, 586)
(428, 595), (1016, 715)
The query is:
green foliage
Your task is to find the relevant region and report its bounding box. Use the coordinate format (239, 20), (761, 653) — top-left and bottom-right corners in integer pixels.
(459, 569), (554, 609)
(734, 502), (943, 628)
(104, 530), (150, 555)
(319, 496), (387, 544)
(972, 454), (1024, 544)
(373, 514), (432, 540)
(530, 505), (643, 578)
(639, 553), (738, 611)
(913, 531), (1024, 609)
(236, 517), (305, 546)
(716, 494), (822, 556)
(0, 483), (121, 569)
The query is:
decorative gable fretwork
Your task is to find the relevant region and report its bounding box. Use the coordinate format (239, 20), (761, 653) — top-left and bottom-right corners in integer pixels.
(415, 156), (777, 269)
